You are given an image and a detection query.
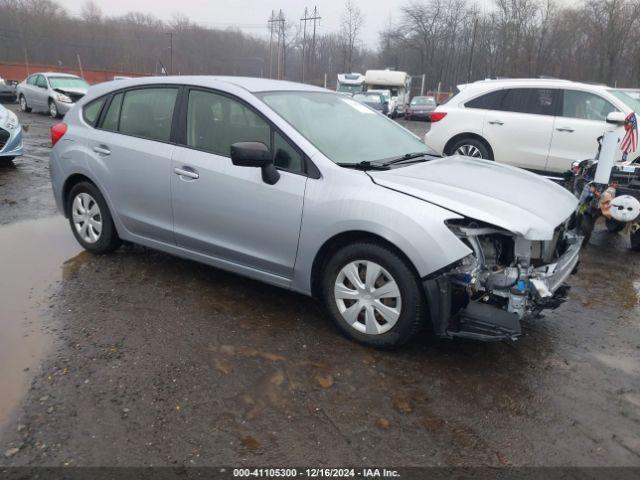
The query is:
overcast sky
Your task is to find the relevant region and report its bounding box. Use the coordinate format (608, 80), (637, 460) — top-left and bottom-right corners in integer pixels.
(57, 0), (497, 48)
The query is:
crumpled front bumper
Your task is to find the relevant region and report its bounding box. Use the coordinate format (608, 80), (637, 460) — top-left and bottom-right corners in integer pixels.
(0, 125), (23, 157)
(423, 231), (582, 342)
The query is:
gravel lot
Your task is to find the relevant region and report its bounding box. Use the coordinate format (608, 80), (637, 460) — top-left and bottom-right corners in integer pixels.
(0, 100), (639, 468)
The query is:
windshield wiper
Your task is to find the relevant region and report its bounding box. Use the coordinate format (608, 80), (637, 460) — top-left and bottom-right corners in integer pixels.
(380, 152), (431, 166)
(336, 161), (390, 170)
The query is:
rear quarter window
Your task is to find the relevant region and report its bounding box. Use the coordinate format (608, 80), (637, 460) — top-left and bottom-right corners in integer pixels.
(465, 90), (505, 110)
(82, 97), (106, 127)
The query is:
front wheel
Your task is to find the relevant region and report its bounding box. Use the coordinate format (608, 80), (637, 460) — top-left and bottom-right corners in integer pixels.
(49, 100), (61, 118)
(67, 182), (121, 253)
(19, 95), (31, 113)
(322, 243), (424, 348)
(449, 138), (491, 160)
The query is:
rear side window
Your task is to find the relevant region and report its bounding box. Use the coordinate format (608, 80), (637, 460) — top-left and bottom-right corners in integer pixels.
(82, 97), (105, 126)
(562, 90), (617, 121)
(465, 90), (505, 110)
(102, 93), (123, 131)
(118, 88), (178, 142)
(27, 76), (37, 86)
(186, 89), (270, 156)
(500, 88), (558, 116)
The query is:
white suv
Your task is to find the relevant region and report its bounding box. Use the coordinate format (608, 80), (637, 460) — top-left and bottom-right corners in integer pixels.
(425, 79), (640, 175)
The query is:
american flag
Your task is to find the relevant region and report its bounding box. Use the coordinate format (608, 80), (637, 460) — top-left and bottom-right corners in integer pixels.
(620, 112), (638, 154)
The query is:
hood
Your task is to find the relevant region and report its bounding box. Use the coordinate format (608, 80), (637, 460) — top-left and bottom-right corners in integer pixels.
(369, 156), (578, 240)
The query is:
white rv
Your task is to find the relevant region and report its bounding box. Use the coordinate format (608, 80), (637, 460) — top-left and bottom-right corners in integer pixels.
(365, 70), (411, 117)
(336, 73), (365, 95)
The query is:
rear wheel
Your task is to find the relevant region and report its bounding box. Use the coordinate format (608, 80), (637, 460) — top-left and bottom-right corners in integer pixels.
(577, 213), (596, 246)
(605, 218), (625, 233)
(19, 95), (31, 113)
(631, 227), (640, 251)
(449, 137), (491, 160)
(67, 182), (121, 254)
(322, 242), (424, 348)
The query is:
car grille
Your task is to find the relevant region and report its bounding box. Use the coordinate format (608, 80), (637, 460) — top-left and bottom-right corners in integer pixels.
(0, 127), (9, 150)
(68, 92), (85, 102)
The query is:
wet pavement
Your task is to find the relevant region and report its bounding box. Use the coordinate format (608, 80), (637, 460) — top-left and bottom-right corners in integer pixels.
(0, 101), (639, 467)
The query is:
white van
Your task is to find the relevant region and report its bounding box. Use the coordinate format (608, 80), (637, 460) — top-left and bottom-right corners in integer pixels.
(365, 70), (411, 117)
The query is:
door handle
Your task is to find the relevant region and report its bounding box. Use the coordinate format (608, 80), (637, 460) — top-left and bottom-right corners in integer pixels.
(93, 145), (111, 155)
(556, 127), (575, 132)
(174, 167), (199, 180)
(488, 120), (504, 125)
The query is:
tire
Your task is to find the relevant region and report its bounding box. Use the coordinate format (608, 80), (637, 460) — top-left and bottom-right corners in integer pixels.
(448, 137), (491, 160)
(67, 181), (121, 254)
(577, 213), (595, 246)
(49, 99), (61, 118)
(605, 218), (625, 233)
(631, 228), (640, 251)
(321, 242), (424, 348)
(19, 95), (31, 113)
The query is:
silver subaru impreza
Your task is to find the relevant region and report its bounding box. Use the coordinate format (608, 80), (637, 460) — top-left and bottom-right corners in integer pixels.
(49, 76), (581, 347)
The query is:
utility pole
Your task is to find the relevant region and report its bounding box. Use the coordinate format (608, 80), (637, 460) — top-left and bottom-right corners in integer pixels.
(300, 6), (321, 84)
(467, 15), (478, 82)
(166, 32), (174, 75)
(268, 10), (285, 80)
(268, 10), (276, 78)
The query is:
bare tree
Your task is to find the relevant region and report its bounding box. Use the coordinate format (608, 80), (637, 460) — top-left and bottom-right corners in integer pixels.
(340, 0), (364, 71)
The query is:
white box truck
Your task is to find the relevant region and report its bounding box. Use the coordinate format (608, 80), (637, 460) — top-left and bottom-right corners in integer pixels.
(336, 73), (365, 95)
(365, 70), (411, 117)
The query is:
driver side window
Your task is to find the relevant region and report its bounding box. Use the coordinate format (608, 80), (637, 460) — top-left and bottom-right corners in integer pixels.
(185, 89), (305, 174)
(36, 75), (47, 88)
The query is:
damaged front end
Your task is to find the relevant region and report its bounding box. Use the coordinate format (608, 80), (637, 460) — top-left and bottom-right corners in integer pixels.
(424, 220), (582, 341)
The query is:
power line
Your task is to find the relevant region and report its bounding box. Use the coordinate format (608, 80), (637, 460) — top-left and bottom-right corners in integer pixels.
(300, 6), (321, 82)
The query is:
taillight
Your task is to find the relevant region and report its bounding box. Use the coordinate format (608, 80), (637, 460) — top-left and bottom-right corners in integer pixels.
(51, 122), (67, 146)
(429, 112), (447, 122)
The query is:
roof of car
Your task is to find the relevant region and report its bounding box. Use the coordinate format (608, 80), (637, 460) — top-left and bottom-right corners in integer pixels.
(458, 78), (610, 92)
(39, 72), (82, 78)
(93, 75), (328, 94)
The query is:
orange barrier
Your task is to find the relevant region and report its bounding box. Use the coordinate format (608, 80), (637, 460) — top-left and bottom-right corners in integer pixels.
(0, 62), (147, 84)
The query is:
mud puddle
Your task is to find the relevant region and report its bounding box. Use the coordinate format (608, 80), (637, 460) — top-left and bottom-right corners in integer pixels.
(0, 215), (81, 428)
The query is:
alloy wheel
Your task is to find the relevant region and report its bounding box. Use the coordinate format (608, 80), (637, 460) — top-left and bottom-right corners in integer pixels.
(49, 101), (58, 118)
(72, 192), (102, 244)
(334, 260), (402, 335)
(20, 96), (26, 111)
(455, 144), (483, 158)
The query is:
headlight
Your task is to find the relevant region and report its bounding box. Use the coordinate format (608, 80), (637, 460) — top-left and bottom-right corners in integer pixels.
(5, 110), (19, 130)
(56, 92), (73, 103)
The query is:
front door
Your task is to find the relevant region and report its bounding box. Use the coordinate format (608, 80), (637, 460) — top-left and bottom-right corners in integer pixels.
(171, 88), (307, 279)
(546, 89), (621, 172)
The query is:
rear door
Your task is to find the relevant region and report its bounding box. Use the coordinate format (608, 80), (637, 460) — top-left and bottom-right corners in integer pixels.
(481, 88), (559, 171)
(86, 86), (179, 243)
(546, 89), (620, 172)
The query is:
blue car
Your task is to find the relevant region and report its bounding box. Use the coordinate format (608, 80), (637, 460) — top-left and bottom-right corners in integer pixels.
(0, 104), (23, 160)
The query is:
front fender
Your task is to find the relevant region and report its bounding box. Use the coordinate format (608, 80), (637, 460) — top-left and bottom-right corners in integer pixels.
(291, 171), (472, 295)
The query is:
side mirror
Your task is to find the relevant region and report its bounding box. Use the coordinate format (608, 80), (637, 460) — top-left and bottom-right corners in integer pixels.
(606, 111), (626, 125)
(230, 142), (280, 185)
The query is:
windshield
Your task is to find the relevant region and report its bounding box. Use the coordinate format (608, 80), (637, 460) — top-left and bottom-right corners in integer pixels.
(411, 97), (435, 106)
(258, 92), (429, 165)
(337, 83), (363, 95)
(354, 94), (382, 105)
(610, 89), (640, 112)
(48, 77), (89, 90)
